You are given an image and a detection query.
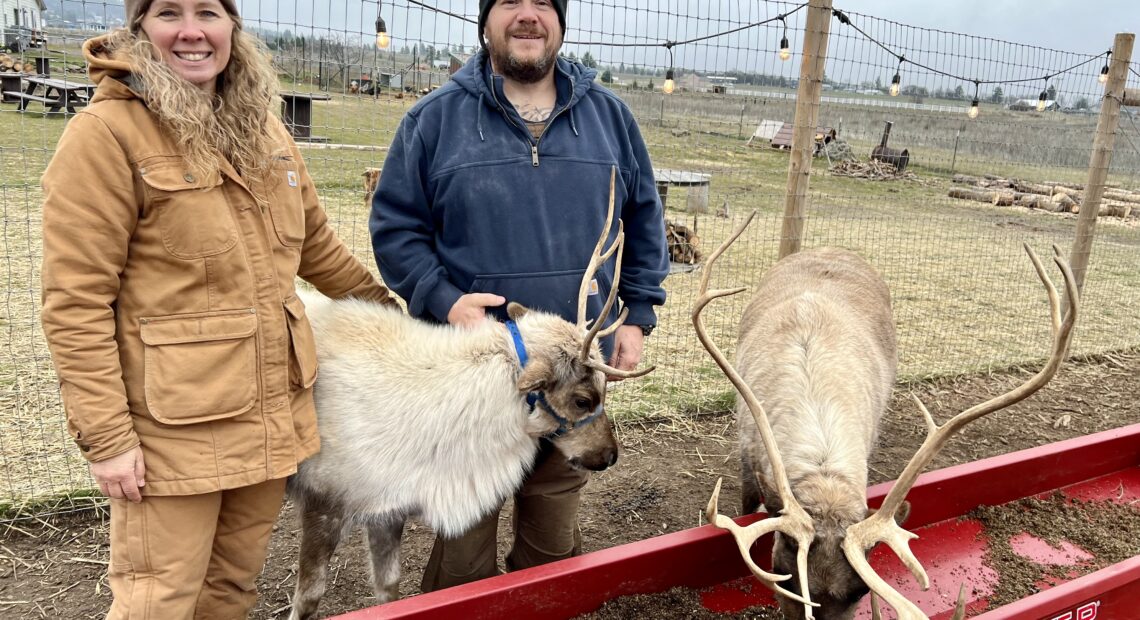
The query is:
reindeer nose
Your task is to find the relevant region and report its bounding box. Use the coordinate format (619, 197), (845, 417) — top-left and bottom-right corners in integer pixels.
(606, 449), (619, 467)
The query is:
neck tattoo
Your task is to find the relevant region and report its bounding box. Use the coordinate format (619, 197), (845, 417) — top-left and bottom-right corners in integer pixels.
(514, 102), (554, 122)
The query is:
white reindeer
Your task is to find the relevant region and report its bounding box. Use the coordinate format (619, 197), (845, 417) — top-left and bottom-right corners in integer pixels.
(697, 213), (1077, 620)
(286, 171), (652, 620)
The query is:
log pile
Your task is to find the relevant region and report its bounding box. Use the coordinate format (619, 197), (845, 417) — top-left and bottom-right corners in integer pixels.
(0, 54), (34, 74)
(948, 173), (1136, 219)
(666, 218), (702, 264)
(830, 159), (917, 180)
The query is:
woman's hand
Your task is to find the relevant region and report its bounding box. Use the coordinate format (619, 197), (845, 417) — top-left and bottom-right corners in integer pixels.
(90, 446), (147, 503)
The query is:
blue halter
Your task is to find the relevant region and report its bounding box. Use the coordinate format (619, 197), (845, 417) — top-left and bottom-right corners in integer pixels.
(505, 320), (605, 439)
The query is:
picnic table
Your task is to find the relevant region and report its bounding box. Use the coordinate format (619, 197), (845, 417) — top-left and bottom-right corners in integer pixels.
(3, 76), (95, 113)
(0, 72), (31, 103)
(281, 91), (331, 142)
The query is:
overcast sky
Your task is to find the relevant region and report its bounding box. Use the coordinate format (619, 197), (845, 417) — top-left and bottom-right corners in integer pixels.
(835, 0), (1137, 54)
(232, 0), (1137, 99)
(236, 1), (1138, 58)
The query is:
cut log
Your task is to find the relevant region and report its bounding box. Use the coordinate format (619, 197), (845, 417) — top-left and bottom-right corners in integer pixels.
(992, 192), (1017, 206)
(1103, 190), (1140, 205)
(1052, 185), (1082, 201)
(948, 188), (1000, 203)
(1101, 201), (1134, 218)
(665, 219), (703, 264)
(1101, 203), (1132, 218)
(1049, 193), (1076, 212)
(952, 174), (983, 186)
(1011, 180), (1055, 196)
(1072, 202), (1133, 218)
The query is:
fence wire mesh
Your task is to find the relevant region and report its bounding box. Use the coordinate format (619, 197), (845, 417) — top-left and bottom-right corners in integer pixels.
(1, 0), (1138, 510)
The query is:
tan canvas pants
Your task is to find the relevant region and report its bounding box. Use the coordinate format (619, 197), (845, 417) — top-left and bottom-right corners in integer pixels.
(420, 442), (589, 592)
(106, 477), (287, 620)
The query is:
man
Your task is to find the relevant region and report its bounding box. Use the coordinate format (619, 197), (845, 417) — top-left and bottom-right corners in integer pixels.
(370, 0), (668, 591)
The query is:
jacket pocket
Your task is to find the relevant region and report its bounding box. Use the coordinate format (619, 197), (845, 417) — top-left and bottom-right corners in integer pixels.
(140, 161), (238, 259)
(283, 295), (318, 389)
(139, 309), (258, 425)
(470, 268), (614, 321)
(266, 161), (306, 248)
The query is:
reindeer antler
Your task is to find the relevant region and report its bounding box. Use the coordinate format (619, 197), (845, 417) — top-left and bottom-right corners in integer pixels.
(694, 211), (818, 615)
(578, 166), (654, 380)
(843, 243), (1079, 619)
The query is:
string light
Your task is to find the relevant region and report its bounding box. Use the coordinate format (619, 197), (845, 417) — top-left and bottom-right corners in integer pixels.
(663, 45), (676, 94)
(1099, 50), (1111, 84)
(778, 15), (791, 61)
(397, 0), (1108, 112)
(889, 56), (903, 97)
(375, 1), (390, 50)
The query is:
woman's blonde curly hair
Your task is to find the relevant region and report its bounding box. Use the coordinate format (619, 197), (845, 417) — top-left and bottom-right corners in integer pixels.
(103, 22), (283, 196)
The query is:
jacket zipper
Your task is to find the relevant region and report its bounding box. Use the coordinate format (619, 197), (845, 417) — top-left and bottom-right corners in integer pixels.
(488, 76), (573, 169)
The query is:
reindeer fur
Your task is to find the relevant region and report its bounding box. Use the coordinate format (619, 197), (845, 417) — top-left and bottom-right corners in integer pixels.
(734, 247), (897, 619)
(287, 290), (617, 620)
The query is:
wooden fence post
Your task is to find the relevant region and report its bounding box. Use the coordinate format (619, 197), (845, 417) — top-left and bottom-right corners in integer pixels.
(1068, 33), (1135, 302)
(778, 0), (834, 258)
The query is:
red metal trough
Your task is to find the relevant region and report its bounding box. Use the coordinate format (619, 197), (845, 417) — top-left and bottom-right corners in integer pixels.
(332, 423), (1140, 620)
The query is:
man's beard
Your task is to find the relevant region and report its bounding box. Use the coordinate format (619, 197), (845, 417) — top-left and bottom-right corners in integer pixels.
(488, 39), (556, 84)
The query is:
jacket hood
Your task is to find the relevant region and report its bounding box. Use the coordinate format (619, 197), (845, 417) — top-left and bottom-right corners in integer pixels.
(83, 33), (140, 103)
(453, 49), (597, 111)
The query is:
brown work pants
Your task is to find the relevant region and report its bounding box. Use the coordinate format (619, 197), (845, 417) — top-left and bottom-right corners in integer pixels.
(420, 442), (589, 591)
(106, 477), (287, 620)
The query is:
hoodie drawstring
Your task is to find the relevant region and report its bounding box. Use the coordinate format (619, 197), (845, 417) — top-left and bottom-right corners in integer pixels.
(477, 93), (486, 141)
(569, 104), (579, 137)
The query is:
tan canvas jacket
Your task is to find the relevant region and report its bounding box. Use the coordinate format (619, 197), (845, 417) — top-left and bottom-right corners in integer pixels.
(40, 36), (397, 495)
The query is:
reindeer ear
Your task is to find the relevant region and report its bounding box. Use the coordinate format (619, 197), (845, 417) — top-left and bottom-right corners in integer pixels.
(517, 357), (552, 394)
(865, 501), (911, 525)
(507, 302), (528, 320)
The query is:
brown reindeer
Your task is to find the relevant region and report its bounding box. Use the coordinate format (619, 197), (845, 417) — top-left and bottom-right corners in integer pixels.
(696, 212), (1077, 619)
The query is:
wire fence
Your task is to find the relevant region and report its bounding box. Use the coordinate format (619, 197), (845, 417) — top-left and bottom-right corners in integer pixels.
(1, 0), (1138, 511)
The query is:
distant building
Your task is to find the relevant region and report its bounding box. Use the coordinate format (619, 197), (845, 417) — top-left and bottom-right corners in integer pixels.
(1, 0), (45, 52)
(448, 52), (472, 75)
(1, 0), (45, 31)
(678, 73), (707, 92)
(1009, 99), (1061, 112)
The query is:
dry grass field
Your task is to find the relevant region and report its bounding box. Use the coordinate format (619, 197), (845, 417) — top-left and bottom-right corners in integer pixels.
(1, 71), (1139, 505)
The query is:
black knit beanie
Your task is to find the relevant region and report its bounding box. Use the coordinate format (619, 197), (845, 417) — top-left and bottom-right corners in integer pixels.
(478, 0), (567, 46)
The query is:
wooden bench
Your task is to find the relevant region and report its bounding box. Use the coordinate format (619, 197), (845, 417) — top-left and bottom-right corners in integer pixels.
(8, 76), (94, 113)
(3, 91), (56, 107)
(0, 72), (32, 102)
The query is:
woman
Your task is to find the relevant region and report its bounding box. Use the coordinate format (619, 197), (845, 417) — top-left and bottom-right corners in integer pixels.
(39, 0), (397, 617)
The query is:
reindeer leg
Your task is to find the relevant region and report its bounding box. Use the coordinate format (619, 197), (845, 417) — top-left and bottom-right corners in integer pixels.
(740, 447), (765, 515)
(365, 514), (406, 603)
(290, 499), (352, 620)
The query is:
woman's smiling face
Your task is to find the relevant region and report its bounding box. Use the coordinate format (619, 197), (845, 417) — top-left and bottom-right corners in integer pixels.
(140, 0), (234, 94)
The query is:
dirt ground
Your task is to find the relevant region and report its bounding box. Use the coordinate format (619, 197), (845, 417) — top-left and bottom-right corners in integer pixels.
(0, 350), (1136, 619)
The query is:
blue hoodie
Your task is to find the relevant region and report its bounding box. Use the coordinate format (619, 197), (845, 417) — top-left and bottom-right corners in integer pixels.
(370, 51), (668, 344)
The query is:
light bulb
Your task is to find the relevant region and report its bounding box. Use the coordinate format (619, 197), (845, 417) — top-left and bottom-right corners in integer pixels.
(779, 36), (791, 61)
(889, 73), (900, 97)
(968, 99), (979, 119)
(1099, 65), (1109, 84)
(663, 68), (675, 94)
(1037, 90), (1048, 112)
(375, 15), (389, 50)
